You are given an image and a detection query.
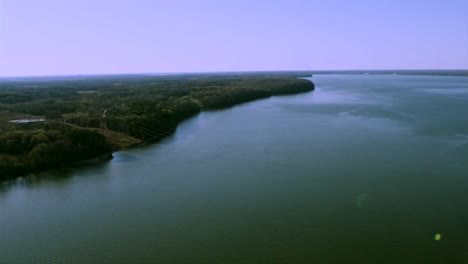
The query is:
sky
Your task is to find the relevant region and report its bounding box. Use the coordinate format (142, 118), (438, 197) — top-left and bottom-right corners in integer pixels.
(0, 0), (467, 76)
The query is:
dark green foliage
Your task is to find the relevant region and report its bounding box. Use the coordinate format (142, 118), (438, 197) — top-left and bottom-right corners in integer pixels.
(0, 122), (110, 180)
(0, 72), (314, 179)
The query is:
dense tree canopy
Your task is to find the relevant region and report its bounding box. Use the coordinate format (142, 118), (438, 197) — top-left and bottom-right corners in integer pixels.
(0, 72), (314, 179)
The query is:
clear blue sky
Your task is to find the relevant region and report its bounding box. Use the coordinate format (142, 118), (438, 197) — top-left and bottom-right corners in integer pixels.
(1, 0), (467, 76)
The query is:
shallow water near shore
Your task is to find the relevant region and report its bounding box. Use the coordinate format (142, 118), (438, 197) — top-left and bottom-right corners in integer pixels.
(1, 74), (468, 263)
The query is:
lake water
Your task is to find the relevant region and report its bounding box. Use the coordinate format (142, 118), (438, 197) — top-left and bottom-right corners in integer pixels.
(1, 74), (468, 263)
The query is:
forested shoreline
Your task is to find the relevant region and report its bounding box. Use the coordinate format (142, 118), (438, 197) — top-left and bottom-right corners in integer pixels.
(0, 72), (314, 180)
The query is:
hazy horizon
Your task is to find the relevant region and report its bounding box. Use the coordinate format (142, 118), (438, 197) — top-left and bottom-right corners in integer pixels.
(2, 69), (468, 79)
(1, 0), (468, 76)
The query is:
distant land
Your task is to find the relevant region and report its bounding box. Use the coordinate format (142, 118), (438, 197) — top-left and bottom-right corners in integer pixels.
(0, 72), (315, 180)
(0, 71), (314, 81)
(309, 70), (468, 76)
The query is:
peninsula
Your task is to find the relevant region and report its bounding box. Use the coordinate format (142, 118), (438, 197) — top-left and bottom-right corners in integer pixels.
(0, 72), (315, 180)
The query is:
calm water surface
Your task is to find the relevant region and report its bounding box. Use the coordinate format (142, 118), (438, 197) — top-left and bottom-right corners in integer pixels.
(1, 74), (468, 263)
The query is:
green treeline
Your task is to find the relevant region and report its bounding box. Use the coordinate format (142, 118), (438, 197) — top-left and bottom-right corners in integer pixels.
(0, 122), (110, 179)
(0, 73), (314, 179)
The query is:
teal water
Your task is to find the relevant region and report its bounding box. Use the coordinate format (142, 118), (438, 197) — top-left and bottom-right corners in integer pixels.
(1, 74), (468, 263)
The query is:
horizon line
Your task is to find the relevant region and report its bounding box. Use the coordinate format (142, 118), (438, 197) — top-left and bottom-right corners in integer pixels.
(1, 69), (468, 79)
